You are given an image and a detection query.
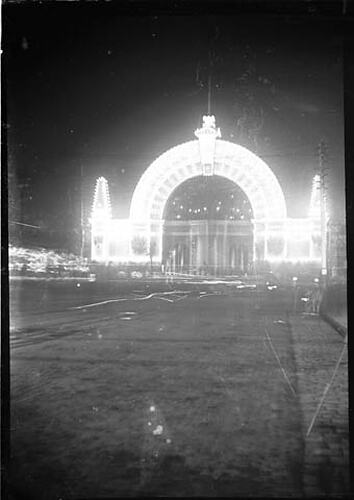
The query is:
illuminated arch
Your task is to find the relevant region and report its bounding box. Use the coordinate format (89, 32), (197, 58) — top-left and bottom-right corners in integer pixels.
(129, 139), (287, 223)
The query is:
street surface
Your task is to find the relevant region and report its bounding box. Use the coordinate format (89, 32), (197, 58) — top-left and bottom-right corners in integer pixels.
(9, 278), (350, 498)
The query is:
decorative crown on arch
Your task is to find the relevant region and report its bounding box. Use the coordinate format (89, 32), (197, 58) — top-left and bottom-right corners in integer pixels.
(195, 115), (221, 137)
(194, 115), (221, 176)
(203, 115), (215, 128)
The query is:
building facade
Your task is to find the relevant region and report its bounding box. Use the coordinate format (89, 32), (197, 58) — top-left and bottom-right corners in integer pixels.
(90, 115), (323, 272)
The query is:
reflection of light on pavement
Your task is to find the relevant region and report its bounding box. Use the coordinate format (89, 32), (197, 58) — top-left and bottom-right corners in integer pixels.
(198, 292), (222, 299)
(175, 295), (188, 302)
(188, 279), (243, 285)
(157, 296), (174, 302)
(70, 290), (194, 310)
(119, 311), (137, 321)
(267, 285), (277, 290)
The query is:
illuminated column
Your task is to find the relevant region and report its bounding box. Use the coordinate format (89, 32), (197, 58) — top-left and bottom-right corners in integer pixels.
(317, 142), (329, 277)
(309, 174), (321, 220)
(189, 232), (193, 270)
(223, 222), (227, 270)
(197, 236), (202, 270)
(91, 176), (112, 262)
(252, 224), (257, 263)
(309, 226), (313, 259)
(308, 174), (321, 261)
(283, 226), (288, 260)
(214, 236), (217, 273)
(251, 223), (256, 265)
(149, 220), (164, 263)
(309, 221), (316, 260)
(264, 223), (268, 261)
(172, 248), (176, 273)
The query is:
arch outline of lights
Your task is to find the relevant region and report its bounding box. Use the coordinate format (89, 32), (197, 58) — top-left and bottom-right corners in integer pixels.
(90, 115), (324, 265)
(129, 139), (287, 224)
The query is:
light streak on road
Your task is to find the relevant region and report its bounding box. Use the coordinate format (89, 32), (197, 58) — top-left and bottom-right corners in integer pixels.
(70, 290), (194, 310)
(198, 292), (222, 299)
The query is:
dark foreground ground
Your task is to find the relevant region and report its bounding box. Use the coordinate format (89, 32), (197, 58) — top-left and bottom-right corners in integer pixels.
(8, 279), (350, 498)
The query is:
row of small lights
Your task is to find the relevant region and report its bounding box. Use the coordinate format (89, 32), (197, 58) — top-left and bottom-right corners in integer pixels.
(92, 177), (112, 218)
(170, 198), (252, 220)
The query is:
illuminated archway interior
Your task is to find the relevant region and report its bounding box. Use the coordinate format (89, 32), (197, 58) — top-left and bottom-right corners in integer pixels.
(163, 175), (253, 221)
(162, 176), (254, 273)
(91, 115), (322, 268)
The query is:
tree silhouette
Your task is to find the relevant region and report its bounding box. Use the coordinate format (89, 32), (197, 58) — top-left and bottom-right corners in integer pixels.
(131, 235), (148, 256)
(131, 235), (157, 273)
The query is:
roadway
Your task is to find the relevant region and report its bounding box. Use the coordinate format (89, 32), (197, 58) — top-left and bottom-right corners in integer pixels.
(8, 277), (350, 498)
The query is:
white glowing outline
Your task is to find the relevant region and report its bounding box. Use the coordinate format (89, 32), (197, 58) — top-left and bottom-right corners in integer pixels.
(90, 132), (322, 265)
(130, 139), (287, 223)
(91, 176), (112, 261)
(92, 176), (112, 220)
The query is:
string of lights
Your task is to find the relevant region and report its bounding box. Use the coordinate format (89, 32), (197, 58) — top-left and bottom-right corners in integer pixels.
(164, 177), (253, 221)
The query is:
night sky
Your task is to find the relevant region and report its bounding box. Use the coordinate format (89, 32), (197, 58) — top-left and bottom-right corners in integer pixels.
(4, 2), (346, 251)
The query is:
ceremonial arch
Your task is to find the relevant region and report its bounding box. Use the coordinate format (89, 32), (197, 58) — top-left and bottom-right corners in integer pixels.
(91, 116), (321, 271)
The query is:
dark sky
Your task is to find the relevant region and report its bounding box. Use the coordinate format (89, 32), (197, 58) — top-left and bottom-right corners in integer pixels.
(4, 2), (347, 245)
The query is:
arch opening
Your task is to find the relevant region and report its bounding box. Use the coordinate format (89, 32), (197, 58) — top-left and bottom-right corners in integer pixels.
(162, 175), (254, 275)
(163, 175), (253, 221)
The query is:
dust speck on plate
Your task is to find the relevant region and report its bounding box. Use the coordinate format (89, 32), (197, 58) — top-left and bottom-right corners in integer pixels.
(153, 425), (163, 435)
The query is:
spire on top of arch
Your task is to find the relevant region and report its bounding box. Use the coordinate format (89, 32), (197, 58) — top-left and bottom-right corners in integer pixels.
(92, 176), (112, 219)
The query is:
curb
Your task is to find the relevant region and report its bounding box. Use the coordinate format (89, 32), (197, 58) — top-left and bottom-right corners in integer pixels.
(320, 312), (347, 339)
